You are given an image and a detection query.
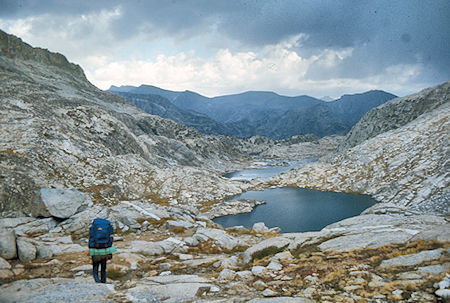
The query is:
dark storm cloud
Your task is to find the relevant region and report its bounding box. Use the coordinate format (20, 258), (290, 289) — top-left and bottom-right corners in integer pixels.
(1, 0), (449, 86)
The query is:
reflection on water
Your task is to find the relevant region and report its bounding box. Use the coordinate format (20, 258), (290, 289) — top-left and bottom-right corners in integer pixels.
(214, 187), (376, 233)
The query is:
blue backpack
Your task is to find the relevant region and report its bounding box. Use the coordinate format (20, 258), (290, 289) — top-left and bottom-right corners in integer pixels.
(89, 218), (114, 248)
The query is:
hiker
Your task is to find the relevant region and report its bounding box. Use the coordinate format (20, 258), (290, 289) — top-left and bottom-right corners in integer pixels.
(88, 218), (115, 283)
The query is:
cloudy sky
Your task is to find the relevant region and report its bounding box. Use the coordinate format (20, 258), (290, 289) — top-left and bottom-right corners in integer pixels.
(1, 0), (449, 98)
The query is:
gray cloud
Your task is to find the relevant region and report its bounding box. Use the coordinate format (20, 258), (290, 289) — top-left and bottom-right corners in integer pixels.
(1, 0), (449, 94)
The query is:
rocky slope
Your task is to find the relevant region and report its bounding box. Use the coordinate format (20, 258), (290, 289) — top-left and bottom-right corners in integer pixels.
(339, 81), (450, 151)
(269, 81), (449, 215)
(0, 29), (267, 217)
(1, 31), (449, 302)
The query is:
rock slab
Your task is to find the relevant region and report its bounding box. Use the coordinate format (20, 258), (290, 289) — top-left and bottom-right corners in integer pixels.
(33, 188), (84, 219)
(0, 278), (115, 302)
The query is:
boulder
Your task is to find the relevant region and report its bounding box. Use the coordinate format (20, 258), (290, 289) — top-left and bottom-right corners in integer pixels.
(262, 288), (277, 297)
(435, 274), (450, 300)
(252, 266), (268, 278)
(166, 220), (194, 232)
(236, 270), (254, 281)
(253, 222), (270, 233)
(16, 238), (36, 262)
(0, 230), (17, 259)
(221, 255), (239, 269)
(32, 188), (84, 219)
(267, 261), (283, 271)
(253, 280), (267, 291)
(418, 264), (450, 275)
(194, 228), (243, 251)
(218, 268), (236, 282)
(125, 275), (214, 303)
(183, 237), (199, 247)
(130, 240), (164, 256)
(380, 248), (446, 267)
(243, 237), (290, 264)
(182, 256), (220, 268)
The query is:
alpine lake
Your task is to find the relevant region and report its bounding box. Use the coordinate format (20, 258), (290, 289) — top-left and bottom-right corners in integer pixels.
(215, 160), (376, 233)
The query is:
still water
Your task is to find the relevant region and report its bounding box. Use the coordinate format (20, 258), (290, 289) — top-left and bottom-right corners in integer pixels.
(214, 187), (376, 233)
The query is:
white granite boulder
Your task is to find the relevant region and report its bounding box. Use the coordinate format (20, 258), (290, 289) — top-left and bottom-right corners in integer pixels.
(16, 238), (36, 262)
(0, 230), (17, 259)
(158, 237), (188, 254)
(194, 227), (244, 251)
(130, 240), (164, 256)
(253, 222), (270, 233)
(32, 188), (84, 219)
(218, 268), (236, 282)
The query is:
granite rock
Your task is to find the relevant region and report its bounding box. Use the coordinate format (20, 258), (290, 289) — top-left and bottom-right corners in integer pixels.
(0, 230), (17, 260)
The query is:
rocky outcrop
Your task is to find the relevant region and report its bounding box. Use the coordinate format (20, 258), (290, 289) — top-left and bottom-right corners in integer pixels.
(339, 81), (450, 151)
(0, 30), (87, 82)
(271, 81), (449, 214)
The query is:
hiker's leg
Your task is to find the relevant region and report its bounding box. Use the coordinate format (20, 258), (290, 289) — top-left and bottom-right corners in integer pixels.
(100, 258), (107, 283)
(92, 259), (101, 283)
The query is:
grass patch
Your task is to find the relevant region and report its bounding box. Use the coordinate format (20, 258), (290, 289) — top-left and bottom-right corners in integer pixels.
(107, 268), (128, 280)
(292, 234), (343, 257)
(251, 244), (289, 262)
(141, 193), (171, 207)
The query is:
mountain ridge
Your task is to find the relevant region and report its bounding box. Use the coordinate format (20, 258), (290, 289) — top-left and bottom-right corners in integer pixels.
(110, 85), (396, 139)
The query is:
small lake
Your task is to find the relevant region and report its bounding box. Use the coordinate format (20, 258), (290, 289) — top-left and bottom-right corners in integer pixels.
(214, 187), (376, 233)
(223, 158), (317, 180)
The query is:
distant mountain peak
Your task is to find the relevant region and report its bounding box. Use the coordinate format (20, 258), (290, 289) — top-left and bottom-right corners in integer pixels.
(110, 84), (397, 139)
